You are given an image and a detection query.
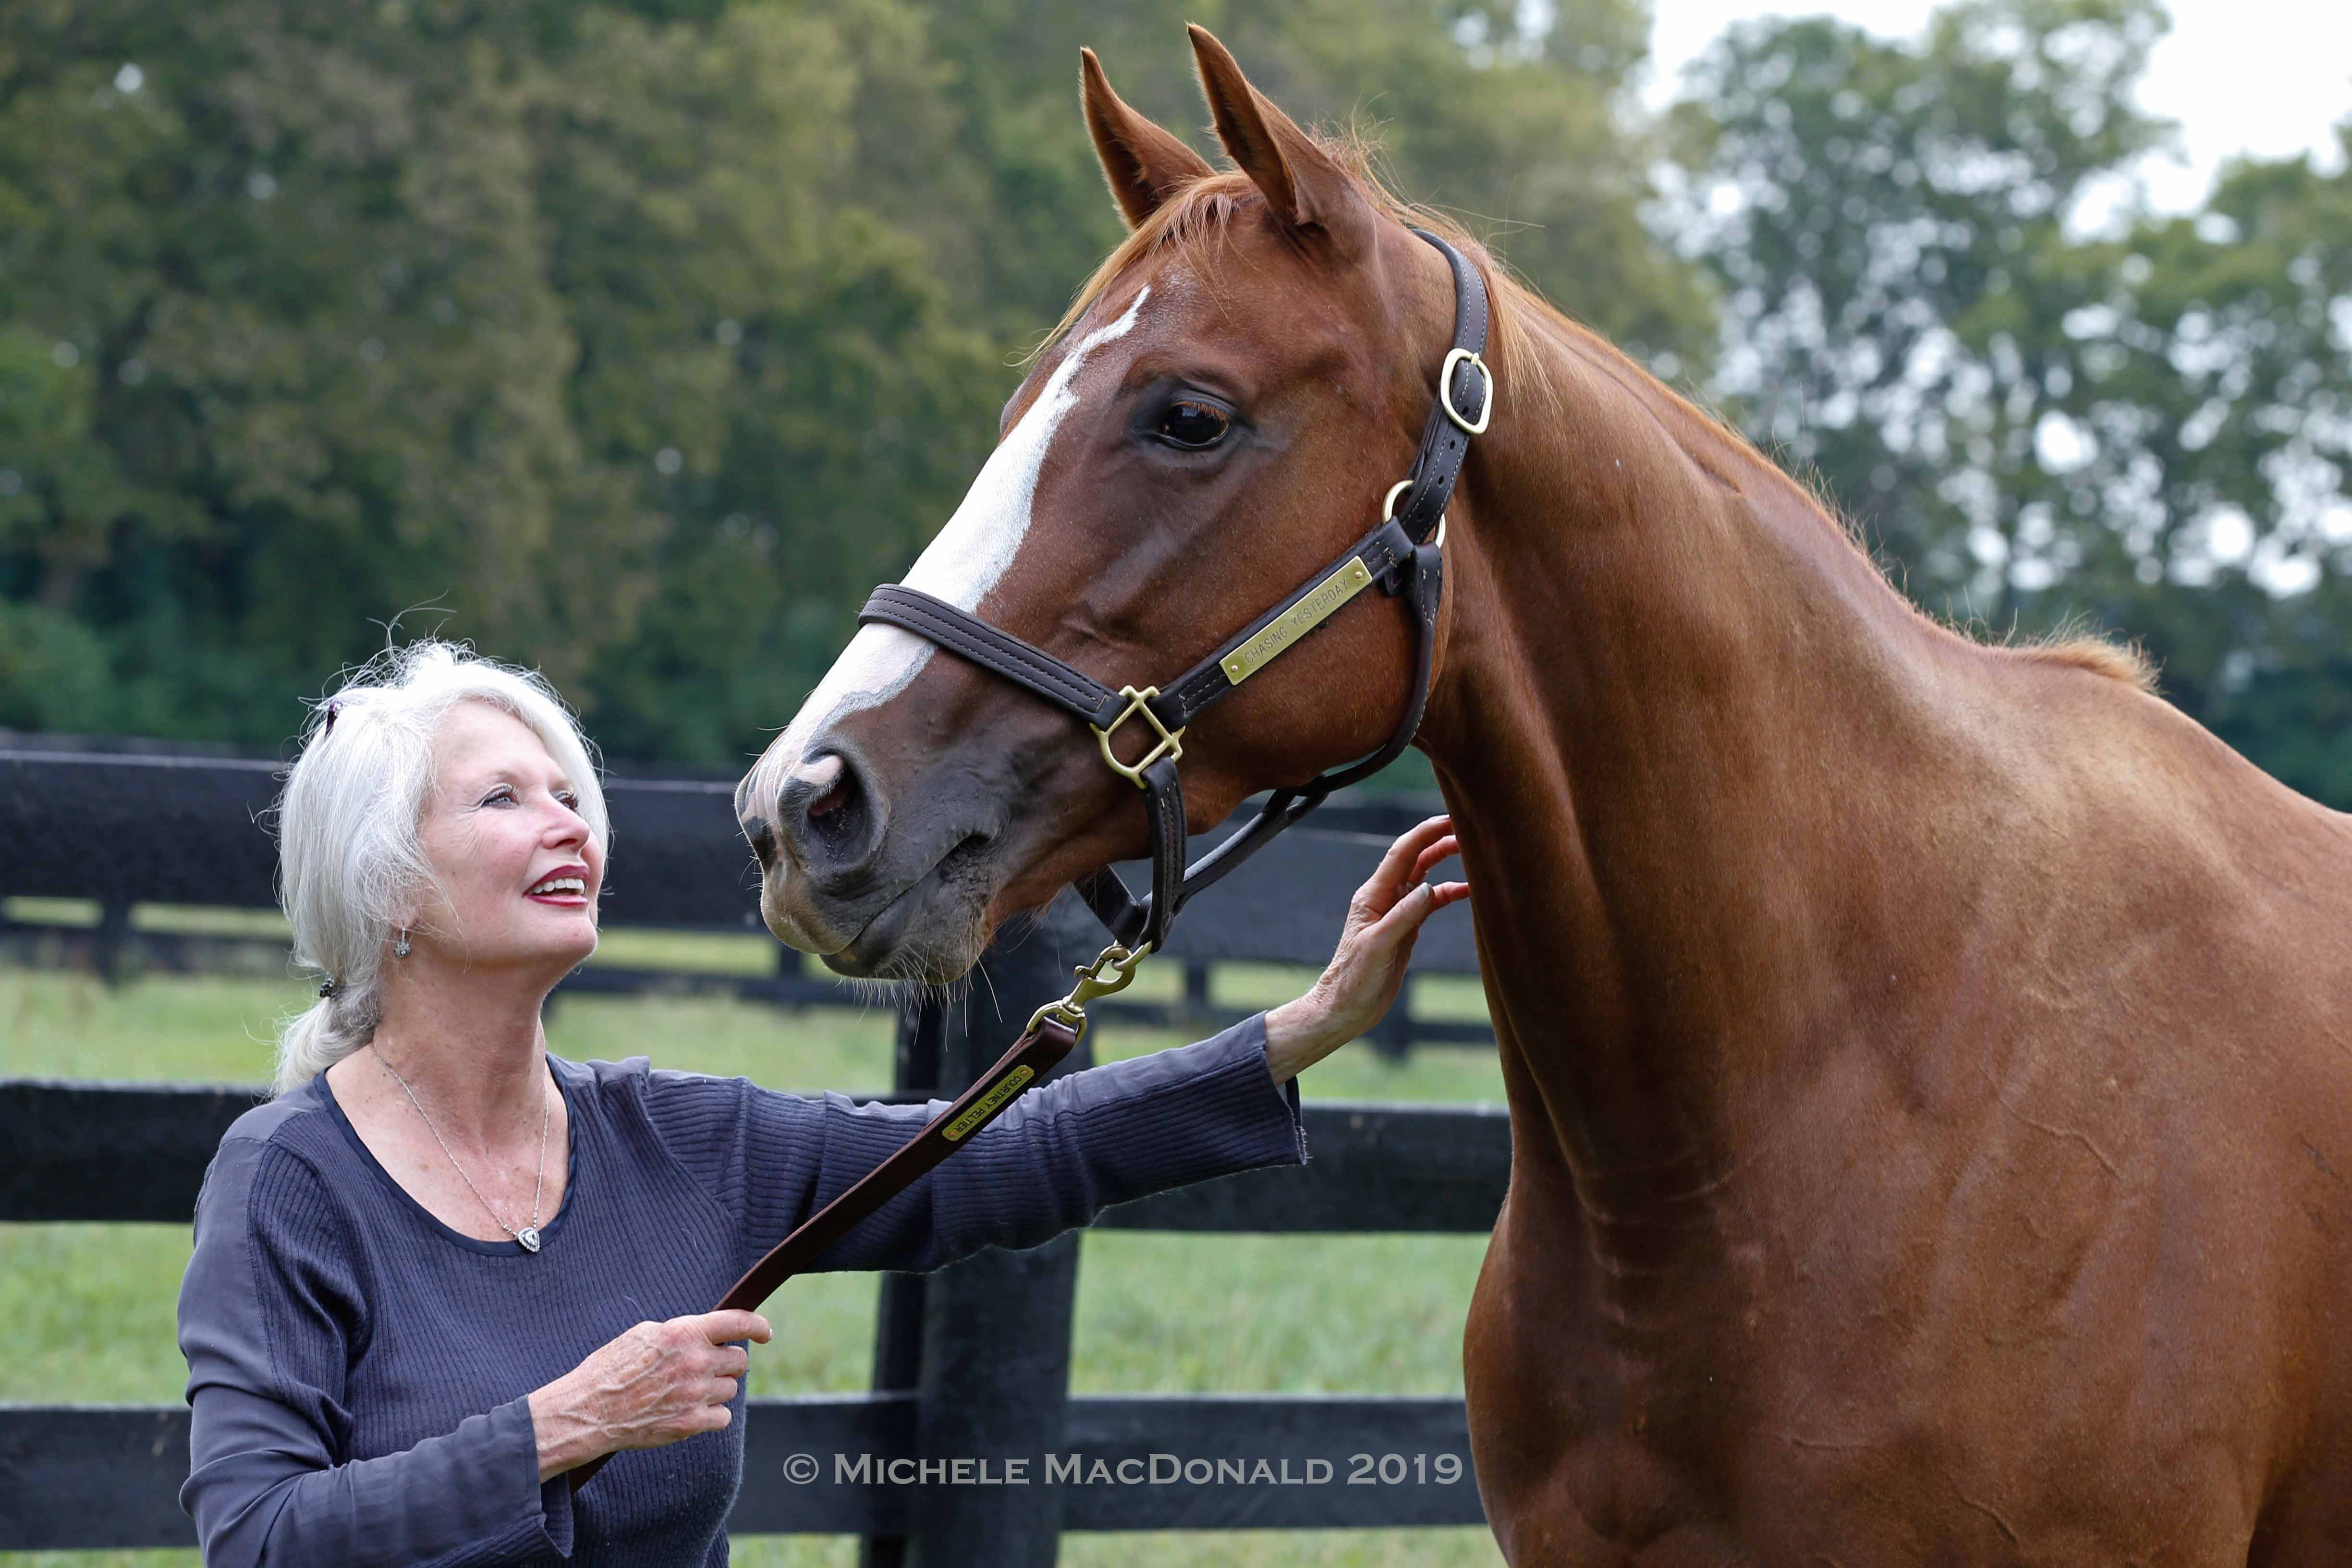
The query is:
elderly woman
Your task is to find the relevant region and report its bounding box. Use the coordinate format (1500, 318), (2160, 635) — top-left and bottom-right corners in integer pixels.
(174, 642), (1466, 1566)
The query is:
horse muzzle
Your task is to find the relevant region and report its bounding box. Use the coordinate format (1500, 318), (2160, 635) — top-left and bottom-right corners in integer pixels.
(747, 739), (1000, 980)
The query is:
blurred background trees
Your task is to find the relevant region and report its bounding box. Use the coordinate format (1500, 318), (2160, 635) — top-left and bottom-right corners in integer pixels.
(1667, 0), (2352, 803)
(2, 0), (2346, 800)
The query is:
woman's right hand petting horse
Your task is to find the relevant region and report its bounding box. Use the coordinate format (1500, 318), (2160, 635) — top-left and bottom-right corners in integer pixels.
(735, 27), (2352, 1566)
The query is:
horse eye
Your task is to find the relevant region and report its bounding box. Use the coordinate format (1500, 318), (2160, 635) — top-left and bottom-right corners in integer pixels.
(1154, 400), (1231, 450)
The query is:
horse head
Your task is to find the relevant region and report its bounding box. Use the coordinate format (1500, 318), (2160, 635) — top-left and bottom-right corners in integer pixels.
(739, 28), (1488, 982)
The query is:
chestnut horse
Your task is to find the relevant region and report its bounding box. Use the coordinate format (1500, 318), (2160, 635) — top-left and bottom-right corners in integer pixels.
(741, 29), (2352, 1563)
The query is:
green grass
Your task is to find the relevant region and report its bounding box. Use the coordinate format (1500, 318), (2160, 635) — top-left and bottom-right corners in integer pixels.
(1, 959), (1504, 1566)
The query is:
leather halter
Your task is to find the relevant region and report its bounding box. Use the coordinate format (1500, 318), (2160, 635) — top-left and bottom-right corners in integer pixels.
(570, 234), (1490, 1493)
(859, 228), (1492, 963)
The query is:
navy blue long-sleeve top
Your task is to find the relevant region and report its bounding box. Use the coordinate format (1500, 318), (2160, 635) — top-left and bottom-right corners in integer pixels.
(175, 1016), (1305, 1566)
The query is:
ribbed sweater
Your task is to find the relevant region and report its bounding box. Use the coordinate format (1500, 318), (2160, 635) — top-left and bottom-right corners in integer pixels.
(175, 1015), (1304, 1567)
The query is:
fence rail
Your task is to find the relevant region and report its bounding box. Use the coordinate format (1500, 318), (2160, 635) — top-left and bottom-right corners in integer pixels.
(0, 1396), (1485, 1550)
(1, 1082), (1510, 1233)
(2, 742), (1505, 1557)
(0, 743), (1491, 1053)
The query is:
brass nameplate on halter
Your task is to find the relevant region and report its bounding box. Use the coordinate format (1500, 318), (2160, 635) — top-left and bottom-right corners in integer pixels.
(1219, 558), (1376, 686)
(943, 1065), (1034, 1142)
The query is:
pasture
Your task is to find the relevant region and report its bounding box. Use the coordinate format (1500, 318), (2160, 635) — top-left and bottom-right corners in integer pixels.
(1, 929), (1507, 1567)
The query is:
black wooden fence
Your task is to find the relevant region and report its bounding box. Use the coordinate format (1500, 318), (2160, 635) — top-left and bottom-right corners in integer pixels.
(0, 736), (1493, 1052)
(0, 741), (1506, 1558)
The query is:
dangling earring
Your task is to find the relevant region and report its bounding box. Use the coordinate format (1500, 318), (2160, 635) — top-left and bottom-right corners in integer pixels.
(394, 929), (413, 959)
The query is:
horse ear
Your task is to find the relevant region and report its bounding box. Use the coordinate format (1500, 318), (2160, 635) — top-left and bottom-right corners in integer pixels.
(1186, 24), (1371, 254)
(1082, 48), (1213, 230)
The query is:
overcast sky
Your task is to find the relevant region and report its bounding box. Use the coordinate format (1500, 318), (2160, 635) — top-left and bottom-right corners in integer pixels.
(1641, 0), (2352, 212)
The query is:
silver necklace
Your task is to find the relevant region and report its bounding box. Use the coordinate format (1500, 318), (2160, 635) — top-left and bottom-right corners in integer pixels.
(370, 1044), (551, 1253)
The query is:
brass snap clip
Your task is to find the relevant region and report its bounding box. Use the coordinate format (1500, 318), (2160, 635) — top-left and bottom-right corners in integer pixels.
(1028, 941), (1155, 1039)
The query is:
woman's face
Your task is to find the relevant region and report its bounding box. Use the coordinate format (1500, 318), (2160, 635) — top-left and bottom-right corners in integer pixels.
(408, 700), (603, 975)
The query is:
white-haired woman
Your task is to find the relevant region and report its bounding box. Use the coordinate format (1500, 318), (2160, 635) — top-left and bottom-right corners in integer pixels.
(174, 641), (1466, 1567)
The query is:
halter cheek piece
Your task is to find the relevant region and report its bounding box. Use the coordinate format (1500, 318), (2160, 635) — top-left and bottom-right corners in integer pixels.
(859, 228), (1491, 1015)
(572, 238), (1487, 1487)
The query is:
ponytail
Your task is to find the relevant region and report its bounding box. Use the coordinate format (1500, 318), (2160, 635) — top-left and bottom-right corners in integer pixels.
(270, 988), (382, 1098)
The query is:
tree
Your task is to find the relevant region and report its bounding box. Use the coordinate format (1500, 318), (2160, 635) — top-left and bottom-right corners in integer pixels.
(0, 0), (1715, 762)
(905, 0), (1712, 364)
(1666, 0), (2352, 804)
(2064, 143), (2352, 800)
(0, 0), (998, 754)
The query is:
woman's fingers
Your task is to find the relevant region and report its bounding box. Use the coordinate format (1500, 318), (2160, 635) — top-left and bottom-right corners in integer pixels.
(1390, 814), (1453, 875)
(698, 1309), (771, 1346)
(1266, 822), (1469, 1080)
(1405, 880), (1470, 915)
(1365, 876), (1469, 948)
(1368, 822), (1465, 936)
(1409, 834), (1460, 886)
(1355, 815), (1455, 921)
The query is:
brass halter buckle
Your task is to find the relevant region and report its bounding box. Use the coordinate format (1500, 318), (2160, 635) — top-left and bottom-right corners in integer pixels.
(1439, 348), (1493, 436)
(1092, 685), (1184, 788)
(1027, 941), (1154, 1039)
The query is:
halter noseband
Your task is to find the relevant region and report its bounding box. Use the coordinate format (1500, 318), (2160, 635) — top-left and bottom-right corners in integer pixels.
(856, 227), (1492, 1021)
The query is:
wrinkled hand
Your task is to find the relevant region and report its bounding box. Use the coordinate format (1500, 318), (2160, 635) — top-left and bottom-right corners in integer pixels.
(1262, 815), (1469, 1082)
(529, 1309), (772, 1480)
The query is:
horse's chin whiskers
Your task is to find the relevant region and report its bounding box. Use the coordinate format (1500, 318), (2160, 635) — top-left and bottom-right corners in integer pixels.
(972, 956), (1003, 1025)
(836, 973), (902, 1012)
(835, 956), (973, 1026)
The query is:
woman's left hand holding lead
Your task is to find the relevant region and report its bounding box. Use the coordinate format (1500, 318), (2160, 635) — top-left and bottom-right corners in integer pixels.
(1261, 815), (1469, 1082)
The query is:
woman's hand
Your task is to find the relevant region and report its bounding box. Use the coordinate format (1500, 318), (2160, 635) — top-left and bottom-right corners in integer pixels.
(1261, 815), (1468, 1082)
(528, 1309), (772, 1481)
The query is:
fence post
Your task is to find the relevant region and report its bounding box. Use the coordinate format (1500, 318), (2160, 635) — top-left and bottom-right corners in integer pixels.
(899, 902), (1097, 1568)
(94, 900), (133, 985)
(859, 995), (945, 1568)
(1182, 960), (1212, 1019)
(1371, 973), (1415, 1061)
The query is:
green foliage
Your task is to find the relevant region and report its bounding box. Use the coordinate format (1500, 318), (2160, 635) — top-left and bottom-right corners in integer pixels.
(0, 0), (1704, 763)
(1664, 0), (2176, 594)
(907, 0), (1709, 362)
(9, 0), (2344, 800)
(1667, 0), (2352, 804)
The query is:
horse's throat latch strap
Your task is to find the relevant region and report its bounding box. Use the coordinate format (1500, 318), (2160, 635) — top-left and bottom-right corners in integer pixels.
(854, 228), (1491, 956)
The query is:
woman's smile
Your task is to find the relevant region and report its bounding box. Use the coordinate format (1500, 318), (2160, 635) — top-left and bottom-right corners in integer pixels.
(410, 701), (606, 975)
(524, 864), (593, 907)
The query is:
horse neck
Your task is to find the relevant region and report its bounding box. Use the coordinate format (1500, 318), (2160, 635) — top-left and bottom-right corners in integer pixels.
(1420, 313), (1987, 1232)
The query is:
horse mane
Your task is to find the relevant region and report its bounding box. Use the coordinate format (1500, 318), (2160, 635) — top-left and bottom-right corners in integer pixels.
(1046, 134), (2156, 696)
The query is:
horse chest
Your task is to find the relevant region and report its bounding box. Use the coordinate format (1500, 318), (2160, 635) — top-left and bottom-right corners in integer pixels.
(1459, 1181), (2281, 1563)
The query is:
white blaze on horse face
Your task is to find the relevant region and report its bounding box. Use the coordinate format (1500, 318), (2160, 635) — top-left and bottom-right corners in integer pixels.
(754, 287), (1151, 810)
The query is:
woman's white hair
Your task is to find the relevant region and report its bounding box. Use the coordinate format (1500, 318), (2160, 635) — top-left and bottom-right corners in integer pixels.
(269, 641), (609, 1096)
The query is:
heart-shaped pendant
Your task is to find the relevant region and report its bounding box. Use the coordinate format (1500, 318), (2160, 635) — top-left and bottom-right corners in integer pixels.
(517, 1227), (541, 1253)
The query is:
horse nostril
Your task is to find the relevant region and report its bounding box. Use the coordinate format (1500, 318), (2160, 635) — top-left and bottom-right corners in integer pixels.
(777, 749), (881, 877)
(793, 754), (849, 826)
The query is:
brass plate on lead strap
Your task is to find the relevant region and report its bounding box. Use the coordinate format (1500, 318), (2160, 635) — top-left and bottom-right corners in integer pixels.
(943, 1064), (1034, 1141)
(1219, 558), (1376, 686)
